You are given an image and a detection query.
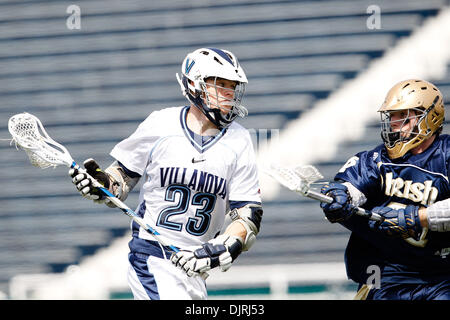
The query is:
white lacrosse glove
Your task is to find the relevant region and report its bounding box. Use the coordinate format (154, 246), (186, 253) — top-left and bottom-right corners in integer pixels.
(68, 158), (111, 204)
(170, 234), (243, 277)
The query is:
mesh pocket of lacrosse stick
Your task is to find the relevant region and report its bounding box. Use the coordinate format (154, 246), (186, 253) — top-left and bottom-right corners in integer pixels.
(294, 165), (324, 185)
(8, 113), (74, 168)
(267, 164), (325, 195)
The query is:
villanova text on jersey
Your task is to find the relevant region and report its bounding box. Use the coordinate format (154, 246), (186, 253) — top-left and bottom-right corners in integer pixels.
(159, 167), (228, 199)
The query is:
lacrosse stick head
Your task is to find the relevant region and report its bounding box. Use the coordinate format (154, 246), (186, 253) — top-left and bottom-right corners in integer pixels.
(293, 165), (324, 186)
(266, 164), (324, 195)
(8, 113), (73, 168)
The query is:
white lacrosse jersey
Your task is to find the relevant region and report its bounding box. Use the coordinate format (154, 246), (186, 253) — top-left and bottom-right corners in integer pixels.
(110, 106), (261, 249)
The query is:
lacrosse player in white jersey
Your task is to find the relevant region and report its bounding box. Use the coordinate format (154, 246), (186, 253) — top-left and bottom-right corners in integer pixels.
(68, 47), (263, 300)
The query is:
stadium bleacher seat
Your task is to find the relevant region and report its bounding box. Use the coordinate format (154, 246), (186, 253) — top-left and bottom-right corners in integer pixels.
(0, 0), (447, 297)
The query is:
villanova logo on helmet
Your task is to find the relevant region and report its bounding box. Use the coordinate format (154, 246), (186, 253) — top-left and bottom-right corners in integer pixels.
(185, 59), (195, 75)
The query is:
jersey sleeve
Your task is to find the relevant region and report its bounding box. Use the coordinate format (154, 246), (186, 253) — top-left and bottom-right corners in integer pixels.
(228, 131), (261, 203)
(444, 135), (450, 181)
(334, 150), (381, 199)
(110, 112), (159, 176)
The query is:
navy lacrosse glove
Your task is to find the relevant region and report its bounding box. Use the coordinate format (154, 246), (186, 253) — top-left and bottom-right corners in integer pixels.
(368, 205), (422, 240)
(320, 183), (355, 223)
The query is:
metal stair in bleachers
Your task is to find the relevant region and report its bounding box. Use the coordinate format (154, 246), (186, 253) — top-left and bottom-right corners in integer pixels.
(0, 0), (447, 296)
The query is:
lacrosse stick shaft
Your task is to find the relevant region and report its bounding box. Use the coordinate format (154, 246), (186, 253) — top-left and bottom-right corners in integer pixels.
(304, 189), (384, 222)
(70, 162), (210, 279)
(265, 165), (384, 223)
(70, 162), (179, 251)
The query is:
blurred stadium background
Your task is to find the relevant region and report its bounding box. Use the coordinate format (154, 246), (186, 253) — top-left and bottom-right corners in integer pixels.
(0, 0), (449, 299)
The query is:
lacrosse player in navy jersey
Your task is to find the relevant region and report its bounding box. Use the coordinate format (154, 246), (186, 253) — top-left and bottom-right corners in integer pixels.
(68, 48), (263, 299)
(320, 79), (450, 300)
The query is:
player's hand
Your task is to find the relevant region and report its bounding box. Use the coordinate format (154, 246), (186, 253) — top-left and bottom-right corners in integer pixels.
(68, 158), (111, 204)
(369, 205), (422, 239)
(170, 235), (242, 277)
(320, 183), (355, 223)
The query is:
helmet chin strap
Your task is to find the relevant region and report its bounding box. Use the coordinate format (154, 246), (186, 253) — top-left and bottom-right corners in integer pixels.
(215, 103), (248, 119)
(207, 108), (228, 129)
(197, 96), (247, 129)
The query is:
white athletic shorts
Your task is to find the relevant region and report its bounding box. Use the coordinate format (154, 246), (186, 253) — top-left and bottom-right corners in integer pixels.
(127, 241), (207, 300)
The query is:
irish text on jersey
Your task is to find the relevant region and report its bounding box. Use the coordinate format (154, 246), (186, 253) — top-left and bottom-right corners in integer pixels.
(383, 172), (438, 206)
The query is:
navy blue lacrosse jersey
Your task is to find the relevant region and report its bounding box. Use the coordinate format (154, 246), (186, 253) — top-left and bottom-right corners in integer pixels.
(334, 134), (450, 284)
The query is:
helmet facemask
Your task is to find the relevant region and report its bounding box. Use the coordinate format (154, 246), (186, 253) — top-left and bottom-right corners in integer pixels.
(199, 77), (248, 128)
(380, 107), (427, 149)
(378, 79), (445, 159)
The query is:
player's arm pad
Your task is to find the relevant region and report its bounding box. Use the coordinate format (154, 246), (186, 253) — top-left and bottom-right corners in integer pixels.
(228, 203), (263, 251)
(426, 198), (450, 232)
(342, 182), (367, 207)
(104, 161), (140, 206)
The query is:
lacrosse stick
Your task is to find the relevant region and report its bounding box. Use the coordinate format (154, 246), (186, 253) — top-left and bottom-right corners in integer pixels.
(266, 164), (383, 222)
(8, 112), (209, 279)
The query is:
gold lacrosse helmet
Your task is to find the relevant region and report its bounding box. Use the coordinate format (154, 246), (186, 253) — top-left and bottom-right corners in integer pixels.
(378, 79), (445, 159)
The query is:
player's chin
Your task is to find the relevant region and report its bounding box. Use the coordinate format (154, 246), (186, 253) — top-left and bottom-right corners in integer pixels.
(218, 103), (233, 114)
(391, 128), (410, 139)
